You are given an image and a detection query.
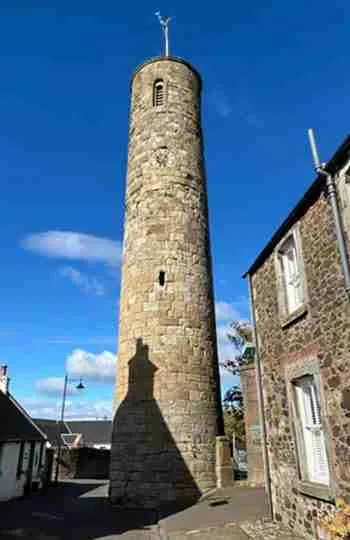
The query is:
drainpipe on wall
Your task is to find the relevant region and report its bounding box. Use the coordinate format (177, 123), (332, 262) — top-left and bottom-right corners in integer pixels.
(247, 274), (273, 520)
(323, 170), (350, 292)
(308, 128), (350, 293)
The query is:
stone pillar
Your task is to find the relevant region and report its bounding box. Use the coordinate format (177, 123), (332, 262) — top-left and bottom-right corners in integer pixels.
(240, 363), (265, 486)
(110, 56), (223, 508)
(216, 436), (233, 488)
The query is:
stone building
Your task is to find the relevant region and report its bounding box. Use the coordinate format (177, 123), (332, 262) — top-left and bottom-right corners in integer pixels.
(110, 55), (224, 508)
(239, 363), (265, 486)
(245, 135), (350, 538)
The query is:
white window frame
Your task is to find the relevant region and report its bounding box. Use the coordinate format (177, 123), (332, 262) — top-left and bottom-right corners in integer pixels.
(293, 374), (330, 486)
(275, 226), (307, 323)
(285, 357), (334, 502)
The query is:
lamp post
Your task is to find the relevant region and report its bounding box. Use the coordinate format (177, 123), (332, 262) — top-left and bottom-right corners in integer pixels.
(54, 375), (85, 483)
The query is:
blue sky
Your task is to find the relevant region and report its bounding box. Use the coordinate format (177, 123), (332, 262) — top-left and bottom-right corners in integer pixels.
(1, 1), (349, 419)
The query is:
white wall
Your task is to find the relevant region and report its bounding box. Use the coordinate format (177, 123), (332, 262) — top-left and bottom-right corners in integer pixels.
(32, 442), (46, 484)
(0, 442), (21, 501)
(0, 441), (46, 501)
(92, 443), (111, 450)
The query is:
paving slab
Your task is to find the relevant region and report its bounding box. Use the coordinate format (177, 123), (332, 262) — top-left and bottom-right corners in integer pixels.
(160, 522), (248, 539)
(0, 480), (158, 539)
(0, 481), (305, 540)
(158, 486), (268, 534)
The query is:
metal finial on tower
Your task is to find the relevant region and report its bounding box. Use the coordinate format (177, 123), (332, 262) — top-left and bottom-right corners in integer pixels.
(155, 11), (171, 57)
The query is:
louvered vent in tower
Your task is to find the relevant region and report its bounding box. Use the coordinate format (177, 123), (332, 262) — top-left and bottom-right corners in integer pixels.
(153, 80), (164, 107)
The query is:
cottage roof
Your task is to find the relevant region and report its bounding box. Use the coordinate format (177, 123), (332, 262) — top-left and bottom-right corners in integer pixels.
(34, 418), (70, 446)
(66, 420), (112, 446)
(0, 392), (46, 442)
(34, 418), (112, 446)
(244, 134), (350, 277)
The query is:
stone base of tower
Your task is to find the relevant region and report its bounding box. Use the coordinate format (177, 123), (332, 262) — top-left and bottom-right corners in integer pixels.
(109, 401), (217, 509)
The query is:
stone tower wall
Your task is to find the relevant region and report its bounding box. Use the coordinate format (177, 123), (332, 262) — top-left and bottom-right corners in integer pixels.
(110, 57), (223, 508)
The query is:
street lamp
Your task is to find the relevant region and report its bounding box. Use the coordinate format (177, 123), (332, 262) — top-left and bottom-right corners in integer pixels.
(54, 375), (85, 483)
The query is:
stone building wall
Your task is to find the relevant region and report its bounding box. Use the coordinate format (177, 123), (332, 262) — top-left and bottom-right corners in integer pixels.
(251, 190), (350, 538)
(110, 57), (223, 508)
(59, 448), (110, 480)
(240, 363), (265, 486)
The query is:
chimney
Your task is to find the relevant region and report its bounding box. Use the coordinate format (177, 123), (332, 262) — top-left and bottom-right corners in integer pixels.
(0, 365), (9, 394)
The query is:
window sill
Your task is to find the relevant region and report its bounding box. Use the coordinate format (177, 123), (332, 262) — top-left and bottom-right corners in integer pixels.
(298, 480), (335, 503)
(280, 304), (307, 329)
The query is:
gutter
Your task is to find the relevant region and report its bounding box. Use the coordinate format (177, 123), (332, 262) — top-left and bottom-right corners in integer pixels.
(247, 273), (273, 520)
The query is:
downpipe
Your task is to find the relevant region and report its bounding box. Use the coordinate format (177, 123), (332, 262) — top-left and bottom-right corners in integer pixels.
(319, 168), (350, 293)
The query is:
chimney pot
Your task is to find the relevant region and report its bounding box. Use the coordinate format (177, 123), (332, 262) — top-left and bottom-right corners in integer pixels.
(0, 365), (9, 394)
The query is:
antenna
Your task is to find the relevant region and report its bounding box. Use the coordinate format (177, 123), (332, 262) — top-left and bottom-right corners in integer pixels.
(155, 11), (171, 57)
(307, 128), (323, 170)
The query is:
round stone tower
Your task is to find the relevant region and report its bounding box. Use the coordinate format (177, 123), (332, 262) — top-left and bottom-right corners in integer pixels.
(110, 56), (223, 509)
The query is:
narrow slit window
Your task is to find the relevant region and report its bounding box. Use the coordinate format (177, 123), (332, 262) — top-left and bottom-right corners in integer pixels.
(153, 80), (164, 107)
(159, 271), (165, 286)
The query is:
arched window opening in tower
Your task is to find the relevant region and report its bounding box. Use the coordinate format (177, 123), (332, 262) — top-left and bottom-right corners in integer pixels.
(159, 271), (165, 286)
(153, 80), (164, 107)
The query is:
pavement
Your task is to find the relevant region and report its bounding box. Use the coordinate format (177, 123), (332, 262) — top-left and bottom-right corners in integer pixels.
(0, 480), (305, 540)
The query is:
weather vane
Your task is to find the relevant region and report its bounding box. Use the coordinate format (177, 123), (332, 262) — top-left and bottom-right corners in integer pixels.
(155, 12), (171, 57)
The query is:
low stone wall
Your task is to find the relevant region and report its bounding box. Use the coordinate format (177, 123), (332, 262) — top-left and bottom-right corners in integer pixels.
(58, 448), (110, 480)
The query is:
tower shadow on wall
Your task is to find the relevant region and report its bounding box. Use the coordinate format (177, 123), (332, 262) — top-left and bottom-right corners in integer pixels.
(110, 338), (201, 513)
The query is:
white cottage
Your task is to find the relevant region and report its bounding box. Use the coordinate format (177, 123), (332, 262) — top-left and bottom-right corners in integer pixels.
(0, 366), (47, 501)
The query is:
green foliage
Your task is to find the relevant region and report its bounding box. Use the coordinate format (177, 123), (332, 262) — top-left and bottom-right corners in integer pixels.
(221, 320), (253, 376)
(223, 385), (245, 442)
(223, 410), (246, 442)
(221, 320), (253, 442)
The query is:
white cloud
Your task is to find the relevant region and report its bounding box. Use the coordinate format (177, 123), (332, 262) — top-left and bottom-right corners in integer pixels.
(22, 231), (122, 267)
(22, 396), (112, 420)
(63, 399), (112, 420)
(36, 336), (116, 345)
(66, 349), (117, 383)
(35, 377), (79, 396)
(215, 297), (250, 381)
(209, 90), (232, 118)
(21, 397), (61, 419)
(215, 301), (240, 322)
(59, 266), (105, 296)
(216, 324), (241, 394)
(215, 297), (250, 322)
(216, 324), (233, 366)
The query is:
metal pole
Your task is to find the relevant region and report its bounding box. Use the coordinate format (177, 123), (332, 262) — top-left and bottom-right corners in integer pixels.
(308, 128), (321, 169)
(165, 24), (169, 56)
(247, 274), (273, 519)
(155, 12), (171, 57)
(54, 374), (68, 483)
(60, 374), (68, 424)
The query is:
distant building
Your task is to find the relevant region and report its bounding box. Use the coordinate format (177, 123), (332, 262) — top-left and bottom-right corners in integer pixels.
(67, 420), (111, 450)
(245, 135), (350, 538)
(35, 419), (112, 450)
(0, 366), (48, 501)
